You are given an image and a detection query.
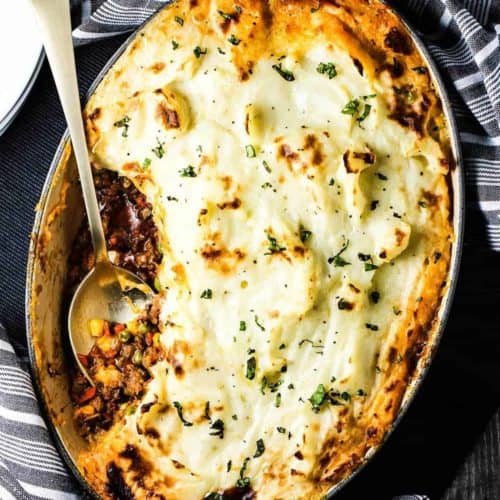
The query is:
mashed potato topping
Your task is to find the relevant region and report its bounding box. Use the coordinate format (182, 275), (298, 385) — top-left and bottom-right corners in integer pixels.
(79, 0), (453, 497)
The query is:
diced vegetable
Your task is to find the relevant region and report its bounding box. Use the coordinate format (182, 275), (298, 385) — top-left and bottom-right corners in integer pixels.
(89, 319), (105, 337)
(76, 386), (96, 404)
(132, 350), (143, 366)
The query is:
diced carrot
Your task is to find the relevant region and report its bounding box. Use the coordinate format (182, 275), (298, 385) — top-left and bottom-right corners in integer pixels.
(102, 321), (111, 337)
(77, 353), (89, 368)
(76, 386), (96, 404)
(114, 323), (125, 334)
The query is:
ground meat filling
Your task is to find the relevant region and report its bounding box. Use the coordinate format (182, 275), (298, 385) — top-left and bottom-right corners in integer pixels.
(71, 315), (163, 437)
(68, 168), (164, 437)
(67, 168), (162, 292)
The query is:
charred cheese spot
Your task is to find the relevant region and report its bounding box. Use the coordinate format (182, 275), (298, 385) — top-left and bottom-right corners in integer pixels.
(154, 87), (191, 132)
(384, 27), (412, 55)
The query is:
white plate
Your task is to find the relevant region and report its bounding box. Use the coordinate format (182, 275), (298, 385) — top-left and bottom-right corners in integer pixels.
(0, 0), (43, 135)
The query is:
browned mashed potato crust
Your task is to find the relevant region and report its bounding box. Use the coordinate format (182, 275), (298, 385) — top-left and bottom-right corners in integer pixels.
(70, 0), (454, 498)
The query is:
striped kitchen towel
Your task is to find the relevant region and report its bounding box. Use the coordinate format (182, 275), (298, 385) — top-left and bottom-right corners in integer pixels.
(0, 324), (79, 499)
(1, 0), (499, 499)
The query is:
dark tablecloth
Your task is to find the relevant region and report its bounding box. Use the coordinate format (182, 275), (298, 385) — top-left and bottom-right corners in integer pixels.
(0, 35), (499, 500)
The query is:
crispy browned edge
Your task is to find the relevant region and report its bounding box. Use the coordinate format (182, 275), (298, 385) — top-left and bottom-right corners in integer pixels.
(31, 0), (454, 498)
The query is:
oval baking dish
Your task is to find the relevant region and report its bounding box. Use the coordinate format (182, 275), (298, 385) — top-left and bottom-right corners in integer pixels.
(26, 1), (464, 498)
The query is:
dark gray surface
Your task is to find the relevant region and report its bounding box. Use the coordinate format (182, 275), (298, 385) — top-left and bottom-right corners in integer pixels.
(0, 36), (499, 500)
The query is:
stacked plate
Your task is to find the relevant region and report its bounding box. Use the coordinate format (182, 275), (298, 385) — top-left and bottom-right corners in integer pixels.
(0, 0), (43, 135)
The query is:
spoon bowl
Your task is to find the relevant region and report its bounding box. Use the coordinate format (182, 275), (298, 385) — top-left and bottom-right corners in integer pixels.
(68, 262), (153, 383)
(29, 0), (154, 384)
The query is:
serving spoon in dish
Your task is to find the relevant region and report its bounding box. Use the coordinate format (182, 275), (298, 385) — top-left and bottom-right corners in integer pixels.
(30, 0), (154, 383)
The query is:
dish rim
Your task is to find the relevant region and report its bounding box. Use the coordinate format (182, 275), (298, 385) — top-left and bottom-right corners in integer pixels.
(24, 2), (465, 498)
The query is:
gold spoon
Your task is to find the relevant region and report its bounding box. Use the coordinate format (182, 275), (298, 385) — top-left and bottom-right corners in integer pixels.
(30, 0), (153, 384)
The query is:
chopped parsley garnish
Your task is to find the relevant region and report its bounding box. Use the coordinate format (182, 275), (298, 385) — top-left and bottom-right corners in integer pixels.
(209, 419), (225, 439)
(152, 137), (165, 158)
(172, 401), (193, 426)
(153, 277), (162, 292)
(299, 224), (312, 244)
(253, 439), (265, 458)
(260, 375), (283, 395)
(227, 460), (232, 472)
(205, 493), (223, 500)
(365, 323), (379, 331)
(194, 46), (207, 58)
(394, 85), (417, 103)
(358, 253), (371, 261)
(329, 178), (335, 186)
(371, 200), (379, 210)
(328, 240), (350, 267)
(309, 384), (327, 413)
(179, 165), (197, 177)
(262, 160), (272, 173)
(236, 477), (251, 489)
(235, 5), (242, 14)
(264, 233), (286, 255)
(275, 392), (282, 408)
(218, 9), (233, 20)
(228, 34), (240, 46)
(261, 182), (273, 189)
(370, 291), (380, 304)
(309, 384), (351, 412)
(239, 320), (247, 331)
(142, 158), (152, 169)
(357, 103), (372, 124)
(316, 62), (337, 79)
(113, 115), (130, 137)
(342, 99), (360, 115)
(246, 356), (256, 380)
(272, 63), (295, 81)
(412, 66), (427, 74)
(277, 426), (286, 433)
(357, 389), (367, 396)
(200, 288), (213, 299)
(342, 94), (376, 125)
(364, 262), (379, 272)
(174, 16), (184, 25)
(376, 172), (388, 181)
(254, 315), (265, 331)
(236, 458), (251, 489)
(172, 40), (179, 50)
(245, 144), (256, 157)
(217, 47), (226, 55)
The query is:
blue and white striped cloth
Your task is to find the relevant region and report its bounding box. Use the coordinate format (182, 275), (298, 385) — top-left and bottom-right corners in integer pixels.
(1, 0), (499, 498)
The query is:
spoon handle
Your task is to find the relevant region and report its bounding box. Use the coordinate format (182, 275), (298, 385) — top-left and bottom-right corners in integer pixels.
(29, 0), (108, 263)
